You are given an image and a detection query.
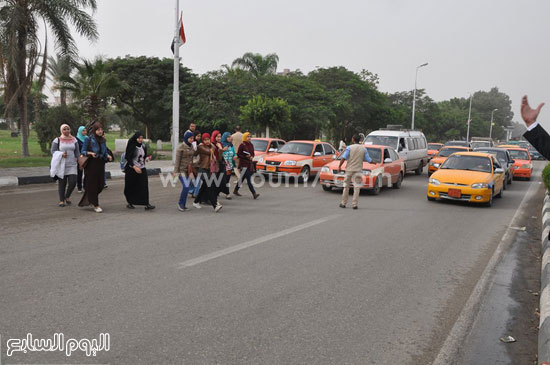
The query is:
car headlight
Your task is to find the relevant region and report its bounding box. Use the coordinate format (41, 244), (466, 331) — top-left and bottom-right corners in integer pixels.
(471, 183), (489, 189)
(283, 160), (297, 166)
(433, 163), (440, 168)
(429, 178), (440, 186)
(321, 166), (329, 173)
(521, 164), (532, 169)
(362, 169), (371, 175)
(258, 157), (264, 163)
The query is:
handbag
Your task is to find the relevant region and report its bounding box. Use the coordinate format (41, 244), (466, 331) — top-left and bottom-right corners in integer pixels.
(78, 155), (89, 170)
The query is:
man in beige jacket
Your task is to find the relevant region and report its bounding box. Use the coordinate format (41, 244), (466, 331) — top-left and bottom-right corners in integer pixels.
(231, 125), (243, 179)
(337, 134), (372, 209)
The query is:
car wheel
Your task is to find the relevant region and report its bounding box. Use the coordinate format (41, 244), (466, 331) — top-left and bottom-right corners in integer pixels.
(496, 185), (503, 198)
(526, 176), (531, 181)
(368, 176), (381, 195)
(508, 175), (512, 185)
(393, 173), (403, 189)
(322, 185), (332, 191)
(486, 189), (494, 207)
(503, 177), (507, 190)
(299, 166), (310, 183)
(415, 162), (423, 175)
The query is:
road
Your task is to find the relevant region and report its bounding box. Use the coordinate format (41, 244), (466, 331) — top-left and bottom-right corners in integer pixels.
(0, 162), (545, 364)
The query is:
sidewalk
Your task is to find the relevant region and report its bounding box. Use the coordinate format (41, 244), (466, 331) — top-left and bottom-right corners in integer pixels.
(0, 160), (174, 187)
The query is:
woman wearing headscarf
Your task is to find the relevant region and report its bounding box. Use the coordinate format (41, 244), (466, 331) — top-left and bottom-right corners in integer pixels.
(173, 131), (197, 211)
(79, 123), (112, 212)
(189, 130), (202, 198)
(75, 126), (87, 193)
(124, 131), (155, 210)
(234, 132), (260, 199)
(51, 124), (80, 207)
(193, 133), (222, 212)
(211, 130), (230, 199)
(222, 132), (236, 198)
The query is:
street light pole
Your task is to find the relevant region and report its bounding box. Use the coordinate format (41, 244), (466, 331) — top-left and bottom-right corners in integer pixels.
(489, 108), (498, 140)
(411, 62), (428, 130)
(466, 94), (473, 142)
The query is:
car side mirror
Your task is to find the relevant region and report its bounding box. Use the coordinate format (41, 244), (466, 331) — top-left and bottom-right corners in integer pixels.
(494, 168), (504, 174)
(332, 155), (337, 160)
(384, 158), (392, 163)
(510, 159), (515, 164)
(314, 152), (322, 156)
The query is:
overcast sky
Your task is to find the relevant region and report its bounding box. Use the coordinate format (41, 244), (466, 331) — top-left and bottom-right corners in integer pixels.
(67, 0), (550, 130)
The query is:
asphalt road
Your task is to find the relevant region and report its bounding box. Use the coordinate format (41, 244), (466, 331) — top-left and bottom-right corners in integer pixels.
(0, 162), (545, 364)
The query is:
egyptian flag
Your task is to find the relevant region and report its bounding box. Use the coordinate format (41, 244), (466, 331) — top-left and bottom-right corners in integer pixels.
(171, 12), (186, 54)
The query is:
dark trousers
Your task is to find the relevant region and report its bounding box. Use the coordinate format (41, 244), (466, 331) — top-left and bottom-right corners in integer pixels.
(58, 175), (77, 202)
(77, 167), (83, 190)
(194, 168), (218, 208)
(235, 168), (256, 194)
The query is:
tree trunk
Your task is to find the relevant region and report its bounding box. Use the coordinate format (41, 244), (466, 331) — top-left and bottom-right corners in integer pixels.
(19, 92), (29, 157)
(60, 89), (67, 106)
(34, 92), (40, 124)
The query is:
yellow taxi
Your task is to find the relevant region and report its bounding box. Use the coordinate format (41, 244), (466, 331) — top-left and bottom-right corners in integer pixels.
(428, 146), (471, 176)
(427, 152), (505, 207)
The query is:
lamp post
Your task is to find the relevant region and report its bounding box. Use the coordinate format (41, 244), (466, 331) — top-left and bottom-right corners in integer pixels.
(466, 94), (473, 142)
(411, 62), (428, 130)
(489, 108), (498, 139)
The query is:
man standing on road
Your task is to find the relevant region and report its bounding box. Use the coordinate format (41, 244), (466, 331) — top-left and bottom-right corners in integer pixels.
(185, 122), (196, 136)
(338, 134), (372, 210)
(521, 96), (549, 159)
(232, 125), (243, 180)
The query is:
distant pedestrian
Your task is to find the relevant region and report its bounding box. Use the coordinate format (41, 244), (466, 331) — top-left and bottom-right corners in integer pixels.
(51, 124), (80, 207)
(222, 132), (236, 196)
(189, 131), (202, 197)
(212, 130), (231, 199)
(75, 125), (87, 193)
(338, 134), (372, 209)
(234, 132), (260, 199)
(193, 133), (223, 212)
(231, 125), (243, 180)
(124, 131), (155, 210)
(79, 123), (113, 213)
(173, 131), (197, 211)
(184, 122), (196, 136)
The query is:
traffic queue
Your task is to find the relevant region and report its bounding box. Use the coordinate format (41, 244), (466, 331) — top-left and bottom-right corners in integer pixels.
(250, 125), (539, 208)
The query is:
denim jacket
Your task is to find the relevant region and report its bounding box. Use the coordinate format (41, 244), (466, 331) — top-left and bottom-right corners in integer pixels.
(81, 136), (108, 161)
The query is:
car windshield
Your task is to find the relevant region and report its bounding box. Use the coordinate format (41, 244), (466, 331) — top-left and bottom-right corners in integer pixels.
(508, 150), (529, 160)
(277, 142), (313, 156)
(428, 144), (442, 150)
(437, 147), (465, 157)
(365, 136), (398, 149)
(337, 147), (382, 163)
(440, 155), (492, 173)
(470, 141), (491, 149)
(251, 139), (269, 152)
(445, 141), (468, 147)
(476, 149), (507, 163)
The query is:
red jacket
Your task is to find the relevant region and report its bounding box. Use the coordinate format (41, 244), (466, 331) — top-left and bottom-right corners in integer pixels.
(237, 142), (255, 170)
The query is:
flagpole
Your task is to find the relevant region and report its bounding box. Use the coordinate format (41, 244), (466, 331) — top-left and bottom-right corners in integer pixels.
(172, 0), (180, 164)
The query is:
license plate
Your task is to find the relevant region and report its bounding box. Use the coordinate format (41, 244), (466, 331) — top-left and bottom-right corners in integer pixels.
(336, 176), (345, 181)
(448, 188), (462, 198)
(267, 165), (276, 172)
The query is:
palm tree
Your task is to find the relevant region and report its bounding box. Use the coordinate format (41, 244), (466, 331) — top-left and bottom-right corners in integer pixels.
(62, 58), (120, 128)
(47, 54), (74, 106)
(0, 0), (98, 157)
(231, 52), (279, 78)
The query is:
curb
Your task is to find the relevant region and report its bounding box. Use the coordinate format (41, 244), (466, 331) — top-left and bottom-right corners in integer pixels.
(541, 196), (550, 364)
(0, 167), (169, 187)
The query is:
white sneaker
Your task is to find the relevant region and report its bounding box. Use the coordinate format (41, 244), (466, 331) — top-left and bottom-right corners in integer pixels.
(94, 206), (103, 213)
(226, 193), (232, 200)
(215, 203), (223, 212)
(193, 202), (202, 209)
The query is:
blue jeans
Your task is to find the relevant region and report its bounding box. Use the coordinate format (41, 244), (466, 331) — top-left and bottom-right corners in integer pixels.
(190, 177), (201, 196)
(178, 175), (191, 207)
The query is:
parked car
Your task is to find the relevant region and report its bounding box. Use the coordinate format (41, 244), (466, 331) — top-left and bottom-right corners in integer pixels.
(251, 138), (286, 161)
(427, 152), (505, 207)
(428, 143), (443, 160)
(428, 146), (471, 176)
(473, 147), (514, 186)
(319, 145), (404, 194)
(364, 129), (428, 175)
(498, 145), (533, 180)
(256, 140), (337, 181)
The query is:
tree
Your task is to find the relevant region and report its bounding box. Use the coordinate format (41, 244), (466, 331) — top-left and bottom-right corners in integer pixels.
(34, 105), (80, 153)
(48, 54), (74, 106)
(0, 0), (98, 156)
(239, 95), (291, 137)
(231, 52), (279, 78)
(62, 58), (120, 127)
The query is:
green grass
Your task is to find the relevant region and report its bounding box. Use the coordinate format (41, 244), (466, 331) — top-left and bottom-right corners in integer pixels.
(0, 130), (129, 168)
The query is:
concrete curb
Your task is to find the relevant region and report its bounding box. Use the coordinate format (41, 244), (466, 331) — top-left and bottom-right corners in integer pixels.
(540, 197), (550, 364)
(0, 167), (168, 187)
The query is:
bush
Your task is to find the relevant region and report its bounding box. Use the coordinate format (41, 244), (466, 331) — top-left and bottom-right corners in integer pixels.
(34, 106), (79, 154)
(543, 164), (550, 193)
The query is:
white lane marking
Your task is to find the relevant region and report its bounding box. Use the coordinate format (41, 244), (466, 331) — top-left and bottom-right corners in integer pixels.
(178, 214), (341, 268)
(432, 171), (541, 364)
